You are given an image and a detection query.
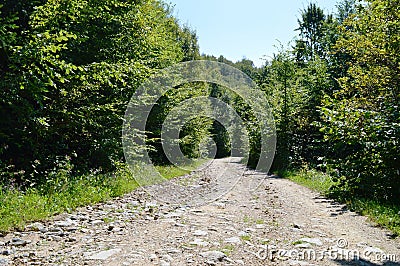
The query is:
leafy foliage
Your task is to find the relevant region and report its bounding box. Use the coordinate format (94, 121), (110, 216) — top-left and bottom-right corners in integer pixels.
(0, 0), (198, 186)
(320, 0), (400, 201)
(261, 0), (399, 204)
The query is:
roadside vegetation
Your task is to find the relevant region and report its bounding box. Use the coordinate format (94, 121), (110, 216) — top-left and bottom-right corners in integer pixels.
(0, 159), (205, 233)
(281, 169), (400, 236)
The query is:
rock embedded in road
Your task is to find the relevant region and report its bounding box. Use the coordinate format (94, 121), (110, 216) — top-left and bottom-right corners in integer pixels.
(54, 219), (75, 228)
(189, 238), (209, 247)
(200, 250), (227, 262)
(224, 236), (241, 244)
(299, 237), (323, 246)
(85, 249), (122, 260)
(159, 260), (170, 266)
(193, 230), (208, 237)
(10, 238), (29, 247)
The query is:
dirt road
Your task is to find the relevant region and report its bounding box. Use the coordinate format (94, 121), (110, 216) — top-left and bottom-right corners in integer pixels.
(1, 158), (399, 265)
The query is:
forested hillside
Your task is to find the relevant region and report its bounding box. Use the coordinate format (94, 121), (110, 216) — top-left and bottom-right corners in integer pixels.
(0, 0), (399, 233)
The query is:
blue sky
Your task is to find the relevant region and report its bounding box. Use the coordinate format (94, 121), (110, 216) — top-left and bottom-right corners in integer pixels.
(166, 0), (339, 67)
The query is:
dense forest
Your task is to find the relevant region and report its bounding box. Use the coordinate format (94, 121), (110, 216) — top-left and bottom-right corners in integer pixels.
(0, 0), (399, 231)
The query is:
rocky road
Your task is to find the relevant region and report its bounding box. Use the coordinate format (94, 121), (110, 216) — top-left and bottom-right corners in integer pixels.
(0, 158), (399, 265)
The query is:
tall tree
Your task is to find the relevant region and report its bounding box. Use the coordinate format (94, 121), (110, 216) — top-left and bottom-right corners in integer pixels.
(259, 47), (306, 169)
(335, 0), (358, 24)
(178, 25), (200, 61)
(294, 3), (329, 62)
(322, 0), (359, 91)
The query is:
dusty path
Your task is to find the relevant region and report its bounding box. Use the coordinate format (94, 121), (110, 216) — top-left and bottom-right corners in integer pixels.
(0, 158), (399, 265)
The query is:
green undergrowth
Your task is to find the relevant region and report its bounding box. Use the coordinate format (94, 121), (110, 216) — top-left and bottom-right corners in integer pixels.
(345, 198), (400, 237)
(156, 159), (208, 180)
(279, 168), (400, 237)
(278, 168), (334, 194)
(0, 159), (208, 233)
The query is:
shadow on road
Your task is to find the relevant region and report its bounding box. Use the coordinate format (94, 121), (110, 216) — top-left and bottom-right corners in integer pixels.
(333, 258), (400, 266)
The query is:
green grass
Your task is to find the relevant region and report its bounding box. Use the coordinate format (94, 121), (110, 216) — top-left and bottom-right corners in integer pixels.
(279, 168), (334, 194)
(346, 198), (400, 236)
(280, 168), (400, 237)
(221, 244), (235, 256)
(292, 240), (306, 245)
(0, 165), (137, 233)
(243, 215), (251, 223)
(0, 160), (208, 233)
(240, 235), (251, 241)
(155, 159), (208, 179)
(256, 219), (264, 224)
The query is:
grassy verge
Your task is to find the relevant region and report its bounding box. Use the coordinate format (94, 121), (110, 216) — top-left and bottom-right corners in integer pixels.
(278, 168), (333, 194)
(0, 159), (208, 233)
(347, 198), (400, 236)
(280, 168), (400, 237)
(156, 159), (208, 179)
